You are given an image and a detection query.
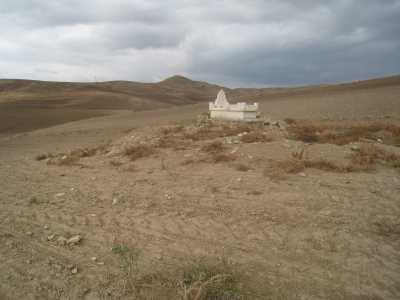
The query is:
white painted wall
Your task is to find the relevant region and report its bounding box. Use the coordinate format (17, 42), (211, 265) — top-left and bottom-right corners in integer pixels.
(210, 110), (257, 120)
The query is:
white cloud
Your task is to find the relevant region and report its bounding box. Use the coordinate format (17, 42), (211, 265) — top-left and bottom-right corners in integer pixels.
(0, 0), (399, 86)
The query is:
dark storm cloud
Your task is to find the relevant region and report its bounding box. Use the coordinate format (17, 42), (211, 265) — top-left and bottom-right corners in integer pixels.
(0, 0), (399, 86)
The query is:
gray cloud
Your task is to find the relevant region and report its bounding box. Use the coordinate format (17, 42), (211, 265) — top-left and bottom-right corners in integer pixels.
(0, 0), (399, 86)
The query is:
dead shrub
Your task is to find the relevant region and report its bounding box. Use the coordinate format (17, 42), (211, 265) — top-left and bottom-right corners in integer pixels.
(287, 120), (400, 146)
(275, 159), (306, 174)
(156, 136), (188, 150)
(124, 144), (155, 161)
(160, 125), (184, 135)
(70, 147), (98, 158)
(44, 145), (101, 166)
(184, 123), (252, 141)
(289, 124), (320, 143)
(350, 145), (400, 168)
(266, 155), (355, 178)
(201, 141), (225, 154)
(304, 159), (346, 172)
(291, 148), (306, 160)
(240, 132), (273, 143)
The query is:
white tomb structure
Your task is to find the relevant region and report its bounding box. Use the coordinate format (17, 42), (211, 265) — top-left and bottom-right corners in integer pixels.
(209, 90), (259, 121)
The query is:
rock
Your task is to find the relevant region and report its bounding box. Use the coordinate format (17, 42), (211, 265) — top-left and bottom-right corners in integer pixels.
(71, 266), (78, 274)
(44, 225), (50, 230)
(55, 193), (65, 198)
(299, 172), (307, 177)
(350, 145), (360, 152)
(47, 234), (56, 241)
(26, 231), (33, 236)
(91, 257), (97, 262)
(67, 235), (82, 245)
(112, 198), (118, 205)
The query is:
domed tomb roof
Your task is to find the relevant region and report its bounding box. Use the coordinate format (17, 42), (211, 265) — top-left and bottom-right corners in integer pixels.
(214, 89), (230, 107)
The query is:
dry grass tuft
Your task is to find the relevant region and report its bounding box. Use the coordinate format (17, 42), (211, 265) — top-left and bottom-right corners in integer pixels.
(160, 124), (184, 135)
(201, 141), (225, 154)
(265, 144), (400, 179)
(350, 145), (400, 169)
(184, 123), (252, 141)
(156, 136), (188, 150)
(180, 259), (242, 300)
(46, 146), (100, 166)
(201, 141), (237, 163)
(124, 144), (156, 161)
(275, 159), (306, 174)
(287, 120), (400, 146)
(240, 132), (273, 143)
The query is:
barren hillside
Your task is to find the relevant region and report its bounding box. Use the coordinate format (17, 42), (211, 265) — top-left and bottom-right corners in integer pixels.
(1, 75), (400, 135)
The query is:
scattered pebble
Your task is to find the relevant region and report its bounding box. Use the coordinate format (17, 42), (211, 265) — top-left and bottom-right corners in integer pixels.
(55, 193), (65, 198)
(91, 257), (97, 262)
(112, 198), (119, 205)
(57, 236), (68, 246)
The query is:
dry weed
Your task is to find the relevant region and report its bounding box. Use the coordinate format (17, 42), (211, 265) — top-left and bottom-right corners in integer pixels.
(287, 120), (400, 146)
(350, 145), (400, 169)
(184, 123), (251, 141)
(201, 141), (225, 154)
(124, 144), (156, 161)
(180, 259), (242, 300)
(240, 132), (273, 143)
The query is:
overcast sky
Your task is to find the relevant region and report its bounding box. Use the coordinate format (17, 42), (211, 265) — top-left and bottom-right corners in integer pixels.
(0, 0), (399, 87)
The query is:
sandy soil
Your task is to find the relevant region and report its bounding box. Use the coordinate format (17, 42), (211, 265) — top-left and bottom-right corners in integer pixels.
(0, 77), (399, 299)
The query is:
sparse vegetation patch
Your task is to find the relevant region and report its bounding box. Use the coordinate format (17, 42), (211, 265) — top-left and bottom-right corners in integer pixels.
(181, 259), (243, 300)
(124, 144), (156, 161)
(287, 120), (400, 146)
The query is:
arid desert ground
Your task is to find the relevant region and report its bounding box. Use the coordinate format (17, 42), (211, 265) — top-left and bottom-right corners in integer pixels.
(0, 76), (400, 299)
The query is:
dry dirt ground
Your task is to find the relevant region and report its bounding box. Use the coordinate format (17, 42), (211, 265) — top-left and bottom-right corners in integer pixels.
(0, 77), (400, 299)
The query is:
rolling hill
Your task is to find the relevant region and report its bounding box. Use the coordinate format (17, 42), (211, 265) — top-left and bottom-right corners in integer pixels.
(0, 74), (399, 135)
